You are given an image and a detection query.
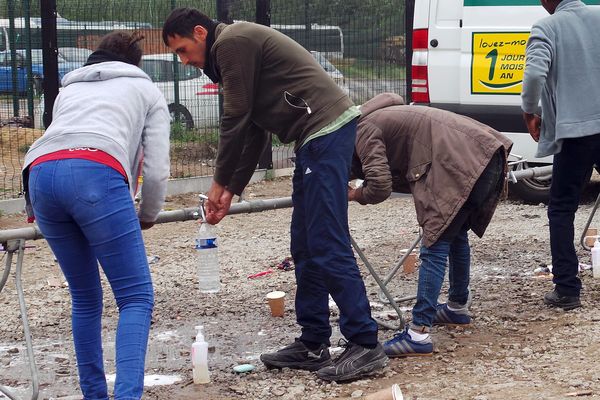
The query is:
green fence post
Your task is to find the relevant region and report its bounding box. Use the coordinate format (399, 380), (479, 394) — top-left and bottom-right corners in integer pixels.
(304, 0), (311, 51)
(40, 0), (59, 129)
(7, 0), (19, 117)
(23, 0), (34, 122)
(171, 0), (180, 119)
(256, 0), (273, 170)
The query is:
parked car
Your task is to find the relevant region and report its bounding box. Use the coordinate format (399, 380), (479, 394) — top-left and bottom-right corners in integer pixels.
(310, 51), (350, 95)
(0, 49), (80, 94)
(140, 53), (219, 129)
(0, 51), (43, 94)
(58, 47), (92, 64)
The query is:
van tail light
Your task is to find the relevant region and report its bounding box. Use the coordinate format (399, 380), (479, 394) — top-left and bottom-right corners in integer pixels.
(411, 28), (430, 103)
(196, 83), (219, 96)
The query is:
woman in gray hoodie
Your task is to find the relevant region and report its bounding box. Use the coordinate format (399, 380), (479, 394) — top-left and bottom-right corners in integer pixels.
(22, 32), (170, 399)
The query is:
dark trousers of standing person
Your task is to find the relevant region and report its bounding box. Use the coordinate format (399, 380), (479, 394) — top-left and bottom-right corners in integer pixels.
(290, 118), (379, 348)
(549, 133), (600, 297)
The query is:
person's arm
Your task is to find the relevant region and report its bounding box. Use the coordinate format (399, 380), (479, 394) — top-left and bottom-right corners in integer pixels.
(226, 123), (270, 195)
(205, 126), (269, 224)
(521, 23), (552, 142)
(138, 94), (171, 224)
(353, 122), (393, 205)
(522, 112), (541, 142)
(205, 180), (234, 225)
(212, 37), (261, 190)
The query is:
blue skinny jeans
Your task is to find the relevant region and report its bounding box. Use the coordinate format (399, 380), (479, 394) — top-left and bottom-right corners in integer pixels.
(28, 159), (153, 400)
(411, 151), (503, 331)
(411, 228), (471, 330)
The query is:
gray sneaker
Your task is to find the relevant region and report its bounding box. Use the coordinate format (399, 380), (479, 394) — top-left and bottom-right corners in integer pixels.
(260, 340), (333, 371)
(543, 289), (581, 311)
(316, 341), (388, 382)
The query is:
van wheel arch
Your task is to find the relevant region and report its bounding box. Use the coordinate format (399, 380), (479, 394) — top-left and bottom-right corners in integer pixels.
(508, 163), (594, 204)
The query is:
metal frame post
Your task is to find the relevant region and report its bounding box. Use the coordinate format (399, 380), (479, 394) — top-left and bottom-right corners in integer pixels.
(0, 240), (39, 400)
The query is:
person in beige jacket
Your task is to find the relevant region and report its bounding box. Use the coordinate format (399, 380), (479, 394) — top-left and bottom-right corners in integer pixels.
(349, 93), (512, 356)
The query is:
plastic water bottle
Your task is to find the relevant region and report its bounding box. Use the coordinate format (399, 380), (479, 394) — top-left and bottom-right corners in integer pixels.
(592, 238), (600, 279)
(196, 221), (220, 293)
(191, 325), (210, 384)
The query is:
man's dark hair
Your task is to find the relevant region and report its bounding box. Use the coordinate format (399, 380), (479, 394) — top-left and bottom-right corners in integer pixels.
(162, 8), (216, 45)
(97, 31), (145, 66)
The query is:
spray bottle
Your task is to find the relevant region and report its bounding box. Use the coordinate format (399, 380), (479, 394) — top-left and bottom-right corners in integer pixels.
(192, 325), (210, 384)
(592, 237), (600, 279)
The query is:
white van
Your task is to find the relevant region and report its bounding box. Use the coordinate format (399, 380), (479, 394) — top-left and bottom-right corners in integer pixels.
(410, 0), (599, 203)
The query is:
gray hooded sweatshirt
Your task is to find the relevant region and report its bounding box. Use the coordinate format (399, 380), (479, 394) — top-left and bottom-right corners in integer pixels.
(521, 0), (600, 157)
(23, 61), (170, 222)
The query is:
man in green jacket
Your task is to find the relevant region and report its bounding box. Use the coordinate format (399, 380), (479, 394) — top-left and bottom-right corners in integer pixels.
(162, 8), (387, 382)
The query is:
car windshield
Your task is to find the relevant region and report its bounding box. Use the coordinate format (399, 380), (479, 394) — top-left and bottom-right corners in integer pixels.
(1, 49), (68, 65)
(26, 50), (44, 64)
(0, 52), (10, 65)
(140, 58), (202, 82)
(58, 48), (92, 63)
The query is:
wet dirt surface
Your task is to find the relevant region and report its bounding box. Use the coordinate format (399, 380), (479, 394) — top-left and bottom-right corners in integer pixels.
(1, 176), (600, 399)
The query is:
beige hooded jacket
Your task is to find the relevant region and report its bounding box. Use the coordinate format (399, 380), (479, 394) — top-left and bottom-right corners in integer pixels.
(351, 93), (513, 247)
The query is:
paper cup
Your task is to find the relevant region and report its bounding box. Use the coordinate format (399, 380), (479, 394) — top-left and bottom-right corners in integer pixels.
(400, 249), (418, 274)
(585, 228), (598, 247)
(365, 384), (403, 400)
(266, 291), (286, 317)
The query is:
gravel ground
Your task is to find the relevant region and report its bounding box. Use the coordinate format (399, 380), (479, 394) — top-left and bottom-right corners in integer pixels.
(1, 176), (600, 400)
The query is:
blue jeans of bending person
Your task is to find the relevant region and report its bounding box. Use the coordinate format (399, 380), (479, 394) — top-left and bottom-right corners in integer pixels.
(411, 152), (503, 331)
(549, 134), (600, 297)
(28, 159), (154, 400)
(291, 119), (379, 347)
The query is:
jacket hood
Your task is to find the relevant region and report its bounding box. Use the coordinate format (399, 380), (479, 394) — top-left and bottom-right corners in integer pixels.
(359, 93), (405, 118)
(61, 61), (151, 87)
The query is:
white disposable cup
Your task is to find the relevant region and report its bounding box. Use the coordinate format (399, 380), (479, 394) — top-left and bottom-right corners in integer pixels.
(365, 384), (403, 400)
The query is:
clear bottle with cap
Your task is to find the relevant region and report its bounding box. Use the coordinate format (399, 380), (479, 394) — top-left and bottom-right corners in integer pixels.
(196, 221), (220, 293)
(196, 194), (220, 293)
(191, 325), (210, 384)
(592, 237), (600, 279)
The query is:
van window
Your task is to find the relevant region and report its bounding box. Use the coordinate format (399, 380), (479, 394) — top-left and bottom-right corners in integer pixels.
(435, 0), (462, 24)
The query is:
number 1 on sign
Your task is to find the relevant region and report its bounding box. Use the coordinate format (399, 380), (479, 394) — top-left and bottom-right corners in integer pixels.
(486, 49), (498, 81)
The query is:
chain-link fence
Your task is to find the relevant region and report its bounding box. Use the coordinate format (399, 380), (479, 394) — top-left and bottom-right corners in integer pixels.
(0, 0), (406, 200)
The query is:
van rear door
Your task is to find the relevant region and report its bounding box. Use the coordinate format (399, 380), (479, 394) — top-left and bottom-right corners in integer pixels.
(426, 0), (547, 162)
(425, 0), (462, 104)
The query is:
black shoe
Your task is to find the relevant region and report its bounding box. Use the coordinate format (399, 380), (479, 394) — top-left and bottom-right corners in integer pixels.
(260, 340), (333, 371)
(543, 289), (581, 310)
(316, 340), (388, 382)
